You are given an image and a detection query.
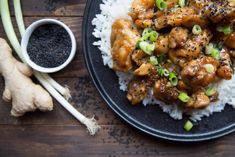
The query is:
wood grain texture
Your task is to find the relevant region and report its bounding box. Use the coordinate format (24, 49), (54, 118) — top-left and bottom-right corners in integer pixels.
(0, 0), (234, 157)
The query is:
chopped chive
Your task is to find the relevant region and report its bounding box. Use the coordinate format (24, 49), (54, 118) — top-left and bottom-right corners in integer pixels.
(205, 87), (217, 96)
(178, 0), (187, 8)
(217, 25), (233, 35)
(156, 0), (167, 10)
(178, 92), (190, 103)
(203, 64), (215, 73)
(192, 25), (202, 35)
(149, 56), (158, 65)
(169, 72), (178, 86)
(139, 41), (155, 55)
(184, 120), (193, 131)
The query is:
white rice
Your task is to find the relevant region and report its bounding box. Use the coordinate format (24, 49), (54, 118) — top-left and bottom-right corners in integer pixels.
(92, 0), (235, 121)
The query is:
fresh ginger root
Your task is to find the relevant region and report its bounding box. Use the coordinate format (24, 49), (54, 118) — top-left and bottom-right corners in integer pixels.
(0, 38), (53, 117)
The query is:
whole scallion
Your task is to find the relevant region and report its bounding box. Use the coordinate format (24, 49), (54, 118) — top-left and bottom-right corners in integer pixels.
(156, 0), (167, 10)
(178, 92), (190, 103)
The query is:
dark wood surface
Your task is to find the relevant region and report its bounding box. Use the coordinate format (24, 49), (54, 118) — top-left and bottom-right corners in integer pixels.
(0, 0), (234, 157)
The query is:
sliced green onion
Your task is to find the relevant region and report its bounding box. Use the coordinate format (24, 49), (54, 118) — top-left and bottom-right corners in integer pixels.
(178, 92), (190, 103)
(169, 72), (178, 86)
(142, 28), (159, 42)
(158, 67), (164, 76)
(205, 87), (217, 96)
(163, 69), (169, 77)
(211, 48), (220, 60)
(178, 0), (187, 8)
(192, 25), (202, 35)
(184, 120), (193, 131)
(156, 0), (167, 10)
(139, 41), (155, 55)
(149, 56), (158, 65)
(205, 43), (214, 55)
(149, 31), (159, 42)
(217, 25), (233, 35)
(204, 64), (215, 73)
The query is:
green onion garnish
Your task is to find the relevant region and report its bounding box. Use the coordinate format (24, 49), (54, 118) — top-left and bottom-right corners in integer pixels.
(142, 28), (159, 42)
(203, 64), (215, 73)
(149, 31), (159, 42)
(178, 92), (190, 103)
(205, 87), (217, 96)
(158, 67), (164, 76)
(216, 25), (233, 35)
(169, 72), (178, 86)
(192, 25), (202, 35)
(205, 43), (214, 55)
(211, 47), (220, 60)
(178, 0), (187, 8)
(156, 0), (167, 10)
(205, 43), (220, 60)
(139, 41), (155, 55)
(163, 69), (169, 77)
(184, 120), (193, 131)
(149, 56), (158, 65)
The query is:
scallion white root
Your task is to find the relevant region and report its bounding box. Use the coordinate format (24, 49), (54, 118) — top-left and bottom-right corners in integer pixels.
(1, 0), (100, 135)
(13, 0), (72, 100)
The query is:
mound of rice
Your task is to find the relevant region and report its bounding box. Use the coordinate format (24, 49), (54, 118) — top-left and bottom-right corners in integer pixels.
(92, 0), (235, 121)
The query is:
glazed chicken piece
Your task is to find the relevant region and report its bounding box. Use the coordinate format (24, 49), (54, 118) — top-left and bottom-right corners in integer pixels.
(168, 27), (189, 49)
(127, 78), (148, 104)
(154, 7), (208, 30)
(225, 32), (235, 49)
(111, 19), (140, 71)
(129, 0), (155, 28)
(169, 29), (212, 67)
(165, 0), (179, 8)
(181, 56), (220, 87)
(153, 78), (179, 103)
(131, 50), (148, 66)
(154, 35), (170, 55)
(217, 49), (233, 80)
(189, 0), (235, 23)
(134, 63), (155, 76)
(187, 90), (210, 109)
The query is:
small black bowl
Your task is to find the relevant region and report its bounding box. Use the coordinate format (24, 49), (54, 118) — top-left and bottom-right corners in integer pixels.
(82, 0), (235, 142)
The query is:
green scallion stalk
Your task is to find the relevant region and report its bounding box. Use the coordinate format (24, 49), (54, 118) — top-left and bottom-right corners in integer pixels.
(149, 56), (158, 65)
(139, 41), (155, 55)
(205, 87), (217, 96)
(156, 0), (167, 10)
(169, 72), (178, 86)
(178, 0), (187, 8)
(203, 64), (215, 74)
(2, 0), (99, 135)
(217, 25), (233, 35)
(178, 92), (190, 103)
(192, 25), (202, 35)
(184, 120), (193, 131)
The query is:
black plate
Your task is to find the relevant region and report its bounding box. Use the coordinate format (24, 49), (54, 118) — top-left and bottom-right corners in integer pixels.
(82, 0), (235, 142)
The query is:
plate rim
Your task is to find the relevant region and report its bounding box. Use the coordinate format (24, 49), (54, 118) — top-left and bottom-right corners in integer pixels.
(82, 0), (235, 142)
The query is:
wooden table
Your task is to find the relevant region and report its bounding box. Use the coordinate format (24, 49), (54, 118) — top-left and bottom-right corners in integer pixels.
(0, 0), (234, 156)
